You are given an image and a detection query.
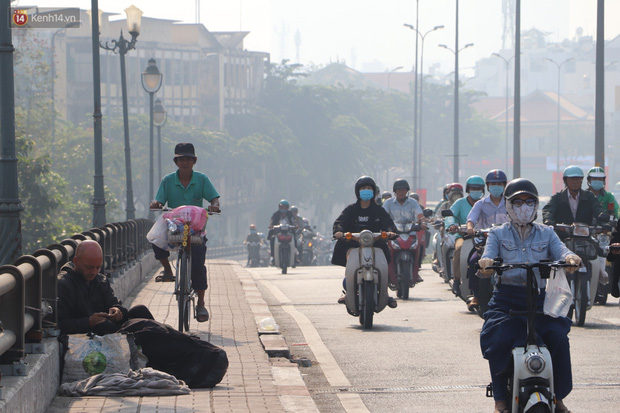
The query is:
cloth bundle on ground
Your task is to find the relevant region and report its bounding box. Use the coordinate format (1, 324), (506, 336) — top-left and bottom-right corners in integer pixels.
(58, 367), (190, 396)
(118, 318), (228, 388)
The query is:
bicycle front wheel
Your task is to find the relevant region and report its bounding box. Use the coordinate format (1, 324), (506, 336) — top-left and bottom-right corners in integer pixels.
(177, 249), (192, 332)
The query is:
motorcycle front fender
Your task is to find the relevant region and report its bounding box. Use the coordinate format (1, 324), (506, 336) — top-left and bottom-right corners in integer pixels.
(344, 247), (389, 314)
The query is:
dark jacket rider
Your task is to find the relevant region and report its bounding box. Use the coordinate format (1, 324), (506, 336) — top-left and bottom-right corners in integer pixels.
(542, 165), (603, 226)
(331, 176), (397, 267)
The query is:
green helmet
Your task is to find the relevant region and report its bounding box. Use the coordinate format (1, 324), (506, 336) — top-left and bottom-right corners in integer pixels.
(587, 166), (606, 179)
(465, 175), (485, 193)
(563, 165), (584, 178)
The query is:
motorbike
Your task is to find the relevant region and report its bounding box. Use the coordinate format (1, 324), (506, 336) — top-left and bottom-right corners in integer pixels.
(272, 223), (297, 274)
(259, 240), (270, 267)
(431, 209), (458, 283)
(342, 230), (391, 329)
(246, 241), (261, 267)
(483, 260), (575, 413)
(594, 202), (616, 304)
(554, 220), (608, 326)
(298, 227), (317, 266)
(389, 210), (432, 300)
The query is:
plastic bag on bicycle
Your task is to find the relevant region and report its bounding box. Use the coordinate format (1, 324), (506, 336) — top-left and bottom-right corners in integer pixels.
(163, 206), (208, 233)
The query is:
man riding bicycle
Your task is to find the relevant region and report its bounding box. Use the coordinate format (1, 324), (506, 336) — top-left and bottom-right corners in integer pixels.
(150, 142), (220, 323)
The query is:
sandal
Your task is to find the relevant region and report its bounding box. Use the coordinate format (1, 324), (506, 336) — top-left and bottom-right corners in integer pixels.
(155, 270), (175, 282)
(196, 305), (209, 322)
(493, 409), (509, 413)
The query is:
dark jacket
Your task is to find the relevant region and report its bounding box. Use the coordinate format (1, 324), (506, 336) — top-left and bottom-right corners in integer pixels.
(606, 222), (620, 298)
(542, 188), (603, 226)
(57, 262), (128, 334)
(331, 200), (397, 267)
(269, 210), (295, 227)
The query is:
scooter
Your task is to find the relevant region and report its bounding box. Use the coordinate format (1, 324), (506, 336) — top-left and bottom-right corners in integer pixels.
(594, 202), (616, 305)
(431, 209), (458, 283)
(456, 227), (494, 317)
(483, 259), (575, 413)
(299, 227), (317, 266)
(273, 224), (297, 274)
(343, 230), (390, 329)
(555, 221), (607, 326)
(246, 241), (261, 267)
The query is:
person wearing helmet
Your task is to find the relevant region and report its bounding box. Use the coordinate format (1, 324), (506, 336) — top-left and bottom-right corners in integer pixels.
(542, 165), (604, 227)
(478, 178), (581, 413)
(462, 170), (510, 310)
(333, 176), (398, 307)
(435, 183), (465, 219)
(245, 224), (262, 266)
(434, 184), (453, 215)
(268, 200), (297, 264)
(586, 166), (619, 218)
(381, 190), (392, 205)
(445, 176), (485, 294)
(383, 179), (427, 284)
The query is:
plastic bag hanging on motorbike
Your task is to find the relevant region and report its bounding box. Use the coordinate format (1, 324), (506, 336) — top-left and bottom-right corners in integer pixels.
(163, 205), (208, 235)
(543, 268), (573, 318)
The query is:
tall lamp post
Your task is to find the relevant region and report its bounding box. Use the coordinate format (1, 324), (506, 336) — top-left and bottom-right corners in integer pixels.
(90, 1), (107, 227)
(153, 98), (167, 183)
(100, 5), (143, 220)
(492, 53), (515, 171)
(405, 24), (444, 190)
(142, 58), (163, 221)
(439, 41), (474, 183)
(545, 57), (573, 174)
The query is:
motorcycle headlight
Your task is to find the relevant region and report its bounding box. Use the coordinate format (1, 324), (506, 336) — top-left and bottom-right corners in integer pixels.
(308, 241), (312, 247)
(573, 225), (589, 237)
(359, 231), (374, 247)
(525, 353), (546, 374)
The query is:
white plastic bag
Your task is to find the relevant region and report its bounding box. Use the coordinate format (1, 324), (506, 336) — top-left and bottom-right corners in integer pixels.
(146, 214), (170, 250)
(543, 268), (573, 318)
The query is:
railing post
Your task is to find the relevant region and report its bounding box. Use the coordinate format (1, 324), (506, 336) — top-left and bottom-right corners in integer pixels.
(0, 266), (25, 363)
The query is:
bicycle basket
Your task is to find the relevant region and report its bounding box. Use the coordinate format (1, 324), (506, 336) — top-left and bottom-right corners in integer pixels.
(163, 205), (208, 232)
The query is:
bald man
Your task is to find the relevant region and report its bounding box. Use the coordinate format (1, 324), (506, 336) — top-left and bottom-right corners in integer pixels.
(57, 240), (154, 335)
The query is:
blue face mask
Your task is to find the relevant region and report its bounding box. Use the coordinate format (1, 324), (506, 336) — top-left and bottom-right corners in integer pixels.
(359, 189), (374, 201)
(250, 230), (257, 234)
(590, 180), (605, 191)
(488, 185), (504, 198)
(469, 190), (483, 200)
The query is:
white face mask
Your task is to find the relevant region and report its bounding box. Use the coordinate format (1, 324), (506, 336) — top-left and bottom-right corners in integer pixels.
(508, 203), (536, 226)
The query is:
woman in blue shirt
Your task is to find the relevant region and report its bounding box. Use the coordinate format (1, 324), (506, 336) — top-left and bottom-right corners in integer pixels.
(478, 178), (580, 413)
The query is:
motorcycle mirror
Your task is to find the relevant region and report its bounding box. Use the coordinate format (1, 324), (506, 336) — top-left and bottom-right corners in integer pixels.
(423, 208), (433, 218)
(441, 209), (454, 217)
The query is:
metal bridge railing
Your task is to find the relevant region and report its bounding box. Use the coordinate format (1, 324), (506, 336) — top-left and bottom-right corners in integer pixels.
(0, 218), (152, 374)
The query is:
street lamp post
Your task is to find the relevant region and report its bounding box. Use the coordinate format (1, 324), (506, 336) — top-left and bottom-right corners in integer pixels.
(90, 0), (106, 227)
(153, 98), (167, 183)
(439, 39), (474, 184)
(387, 66), (403, 90)
(142, 58), (163, 221)
(100, 5), (143, 220)
(492, 53), (515, 171)
(545, 57), (573, 174)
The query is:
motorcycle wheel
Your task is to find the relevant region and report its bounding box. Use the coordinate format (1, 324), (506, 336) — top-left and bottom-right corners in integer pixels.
(281, 249), (288, 274)
(573, 275), (588, 327)
(359, 282), (375, 329)
(526, 403), (552, 413)
(401, 260), (411, 300)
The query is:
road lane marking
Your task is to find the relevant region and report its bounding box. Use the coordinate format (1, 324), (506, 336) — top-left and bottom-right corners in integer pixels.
(257, 277), (370, 413)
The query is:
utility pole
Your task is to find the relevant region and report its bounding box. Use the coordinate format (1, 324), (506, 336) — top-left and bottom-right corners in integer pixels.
(0, 0), (24, 265)
(513, 0), (521, 178)
(594, 0), (605, 167)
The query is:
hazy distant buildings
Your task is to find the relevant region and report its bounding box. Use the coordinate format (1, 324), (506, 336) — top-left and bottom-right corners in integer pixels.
(52, 11), (269, 131)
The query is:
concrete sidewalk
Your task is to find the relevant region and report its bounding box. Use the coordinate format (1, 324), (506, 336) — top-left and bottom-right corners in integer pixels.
(46, 260), (318, 413)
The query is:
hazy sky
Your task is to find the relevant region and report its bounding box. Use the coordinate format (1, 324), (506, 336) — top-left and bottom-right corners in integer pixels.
(16, 0), (620, 74)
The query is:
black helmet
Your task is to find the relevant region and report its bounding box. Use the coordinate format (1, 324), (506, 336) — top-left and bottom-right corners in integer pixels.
(409, 192), (420, 202)
(290, 205), (298, 214)
(504, 178), (539, 201)
(381, 190), (392, 199)
(354, 176), (377, 199)
(393, 178), (410, 192)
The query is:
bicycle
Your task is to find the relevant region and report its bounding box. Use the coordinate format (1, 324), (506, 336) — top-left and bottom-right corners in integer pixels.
(151, 206), (219, 332)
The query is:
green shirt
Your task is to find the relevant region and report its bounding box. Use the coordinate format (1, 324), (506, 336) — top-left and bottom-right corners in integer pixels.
(593, 189), (619, 218)
(155, 170), (219, 208)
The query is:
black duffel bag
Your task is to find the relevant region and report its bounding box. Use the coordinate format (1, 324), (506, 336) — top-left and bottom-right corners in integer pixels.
(118, 318), (228, 388)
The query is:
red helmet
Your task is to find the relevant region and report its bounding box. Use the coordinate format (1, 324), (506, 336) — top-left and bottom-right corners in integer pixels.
(447, 183), (463, 194)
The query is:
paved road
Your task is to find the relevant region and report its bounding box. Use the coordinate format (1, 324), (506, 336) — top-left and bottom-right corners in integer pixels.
(246, 263), (620, 413)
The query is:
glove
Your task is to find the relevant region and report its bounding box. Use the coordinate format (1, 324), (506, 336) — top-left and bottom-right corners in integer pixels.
(478, 258), (495, 278)
(565, 254), (582, 274)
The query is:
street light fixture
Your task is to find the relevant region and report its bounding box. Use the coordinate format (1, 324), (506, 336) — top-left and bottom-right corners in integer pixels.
(439, 36), (474, 183)
(405, 24), (444, 190)
(492, 53), (516, 171)
(153, 98), (167, 183)
(387, 66), (403, 90)
(100, 5), (143, 220)
(142, 58), (163, 220)
(545, 57), (573, 174)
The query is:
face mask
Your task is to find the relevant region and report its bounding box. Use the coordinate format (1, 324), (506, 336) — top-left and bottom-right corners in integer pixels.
(359, 189), (374, 201)
(488, 185), (504, 198)
(590, 180), (605, 191)
(469, 190), (483, 200)
(250, 230), (257, 234)
(509, 203), (536, 226)
(279, 208), (287, 214)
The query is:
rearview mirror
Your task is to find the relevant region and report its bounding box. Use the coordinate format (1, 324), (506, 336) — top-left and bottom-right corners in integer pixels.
(441, 209), (454, 217)
(423, 208), (433, 218)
